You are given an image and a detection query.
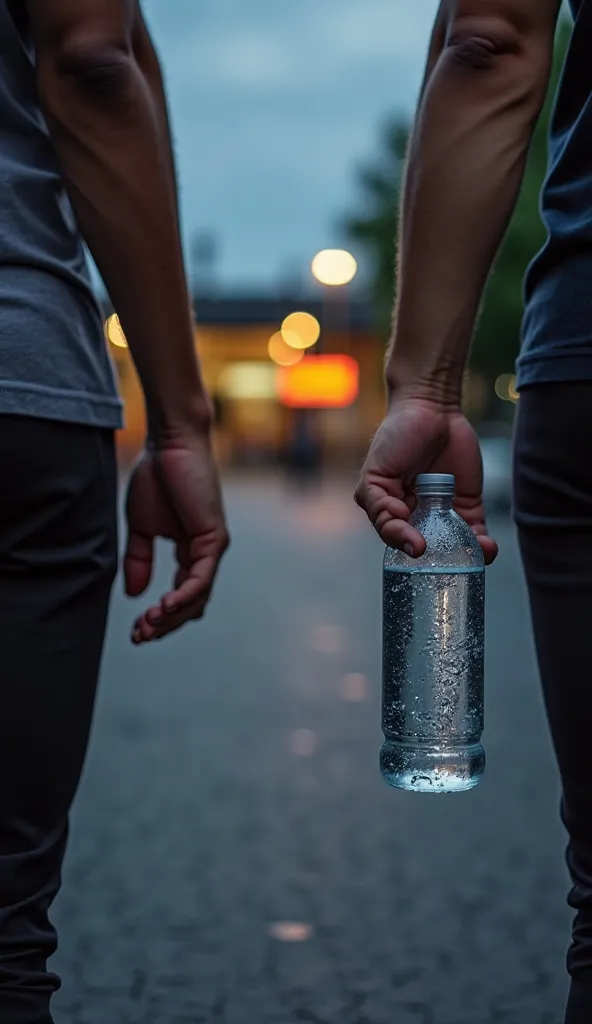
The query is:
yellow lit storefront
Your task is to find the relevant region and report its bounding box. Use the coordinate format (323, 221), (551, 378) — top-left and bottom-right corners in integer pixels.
(107, 297), (387, 469)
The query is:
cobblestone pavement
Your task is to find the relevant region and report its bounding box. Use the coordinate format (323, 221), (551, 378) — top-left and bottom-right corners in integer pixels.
(51, 475), (571, 1024)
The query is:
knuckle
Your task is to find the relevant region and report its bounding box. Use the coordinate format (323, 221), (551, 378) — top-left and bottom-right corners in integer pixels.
(375, 509), (390, 531)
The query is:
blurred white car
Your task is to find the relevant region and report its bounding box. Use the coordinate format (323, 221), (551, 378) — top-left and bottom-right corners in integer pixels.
(480, 435), (512, 513)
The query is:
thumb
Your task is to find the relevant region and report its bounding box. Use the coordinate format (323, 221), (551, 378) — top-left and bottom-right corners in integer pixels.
(124, 530), (154, 597)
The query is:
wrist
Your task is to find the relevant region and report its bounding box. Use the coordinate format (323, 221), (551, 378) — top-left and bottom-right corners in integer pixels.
(385, 357), (463, 412)
(147, 394), (214, 449)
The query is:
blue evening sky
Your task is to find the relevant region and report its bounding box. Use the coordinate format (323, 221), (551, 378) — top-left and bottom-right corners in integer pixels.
(141, 0), (439, 292)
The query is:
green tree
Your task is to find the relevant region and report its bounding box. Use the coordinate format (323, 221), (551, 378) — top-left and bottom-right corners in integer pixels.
(344, 19), (572, 376)
(345, 118), (408, 337)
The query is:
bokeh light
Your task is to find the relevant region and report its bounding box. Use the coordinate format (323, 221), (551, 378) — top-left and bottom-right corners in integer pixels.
(268, 922), (314, 943)
(218, 362), (277, 400)
(281, 311), (321, 350)
(104, 313), (128, 349)
(277, 355), (359, 409)
(311, 249), (358, 287)
(339, 673), (369, 703)
(494, 373), (519, 403)
(268, 331), (304, 367)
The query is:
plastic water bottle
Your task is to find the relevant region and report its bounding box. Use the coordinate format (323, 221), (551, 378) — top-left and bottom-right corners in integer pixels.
(380, 473), (485, 794)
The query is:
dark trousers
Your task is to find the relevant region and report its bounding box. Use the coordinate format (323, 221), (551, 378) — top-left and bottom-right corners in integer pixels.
(0, 417), (118, 1023)
(514, 382), (592, 1023)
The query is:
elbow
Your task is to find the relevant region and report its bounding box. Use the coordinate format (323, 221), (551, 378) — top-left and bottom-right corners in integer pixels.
(41, 38), (142, 115)
(444, 12), (553, 111)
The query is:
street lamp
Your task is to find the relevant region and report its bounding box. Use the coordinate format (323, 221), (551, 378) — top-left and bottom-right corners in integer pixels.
(310, 249), (358, 353)
(301, 249), (359, 474)
(311, 249), (358, 288)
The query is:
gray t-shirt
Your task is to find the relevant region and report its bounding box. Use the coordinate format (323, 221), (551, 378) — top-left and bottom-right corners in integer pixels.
(0, 1), (123, 428)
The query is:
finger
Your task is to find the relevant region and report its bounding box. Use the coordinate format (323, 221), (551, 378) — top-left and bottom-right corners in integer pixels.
(156, 603), (207, 640)
(356, 485), (414, 531)
(379, 517), (427, 557)
(355, 482), (411, 520)
(161, 555), (219, 616)
(131, 602), (165, 644)
(131, 563), (214, 643)
(132, 597), (208, 644)
(130, 550), (223, 645)
(356, 483), (425, 556)
(132, 617), (155, 645)
(453, 497), (498, 566)
(124, 531), (154, 597)
(148, 596), (208, 632)
(475, 532), (498, 566)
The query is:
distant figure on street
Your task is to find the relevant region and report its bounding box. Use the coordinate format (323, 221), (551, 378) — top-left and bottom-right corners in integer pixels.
(0, 1), (228, 1020)
(283, 409), (322, 488)
(355, 3), (592, 1021)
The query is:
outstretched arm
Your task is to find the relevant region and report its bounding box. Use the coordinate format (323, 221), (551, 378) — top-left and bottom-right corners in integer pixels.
(356, 0), (561, 559)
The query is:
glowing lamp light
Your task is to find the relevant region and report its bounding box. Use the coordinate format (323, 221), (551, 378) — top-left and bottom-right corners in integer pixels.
(218, 362), (277, 400)
(311, 249), (358, 287)
(268, 331), (304, 367)
(281, 311), (321, 350)
(276, 354), (359, 409)
(104, 313), (128, 349)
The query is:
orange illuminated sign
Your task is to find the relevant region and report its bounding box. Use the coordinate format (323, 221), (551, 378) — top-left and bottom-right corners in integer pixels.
(276, 355), (359, 409)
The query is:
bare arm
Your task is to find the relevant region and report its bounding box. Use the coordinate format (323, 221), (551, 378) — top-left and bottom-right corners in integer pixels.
(26, 0), (230, 642)
(356, 0), (562, 561)
(131, 6), (181, 230)
(397, 2), (449, 283)
(26, 0), (208, 438)
(387, 0), (561, 405)
(417, 1), (449, 102)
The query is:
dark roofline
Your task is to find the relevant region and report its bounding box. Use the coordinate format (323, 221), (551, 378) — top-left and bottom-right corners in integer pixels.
(192, 295), (374, 328)
(101, 293), (375, 329)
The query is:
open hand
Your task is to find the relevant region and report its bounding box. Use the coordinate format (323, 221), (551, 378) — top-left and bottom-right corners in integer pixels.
(124, 431), (230, 644)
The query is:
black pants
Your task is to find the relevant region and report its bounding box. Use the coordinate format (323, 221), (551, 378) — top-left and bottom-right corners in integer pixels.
(0, 416), (118, 1023)
(514, 382), (592, 1023)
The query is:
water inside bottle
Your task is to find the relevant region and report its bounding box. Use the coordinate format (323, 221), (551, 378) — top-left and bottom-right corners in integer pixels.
(381, 564), (485, 793)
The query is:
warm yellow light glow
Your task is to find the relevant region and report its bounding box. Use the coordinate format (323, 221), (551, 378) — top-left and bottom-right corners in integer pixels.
(494, 373), (519, 403)
(281, 312), (321, 350)
(218, 362), (277, 400)
(311, 249), (358, 287)
(268, 331), (304, 367)
(277, 354), (359, 408)
(280, 329), (303, 350)
(104, 313), (128, 349)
